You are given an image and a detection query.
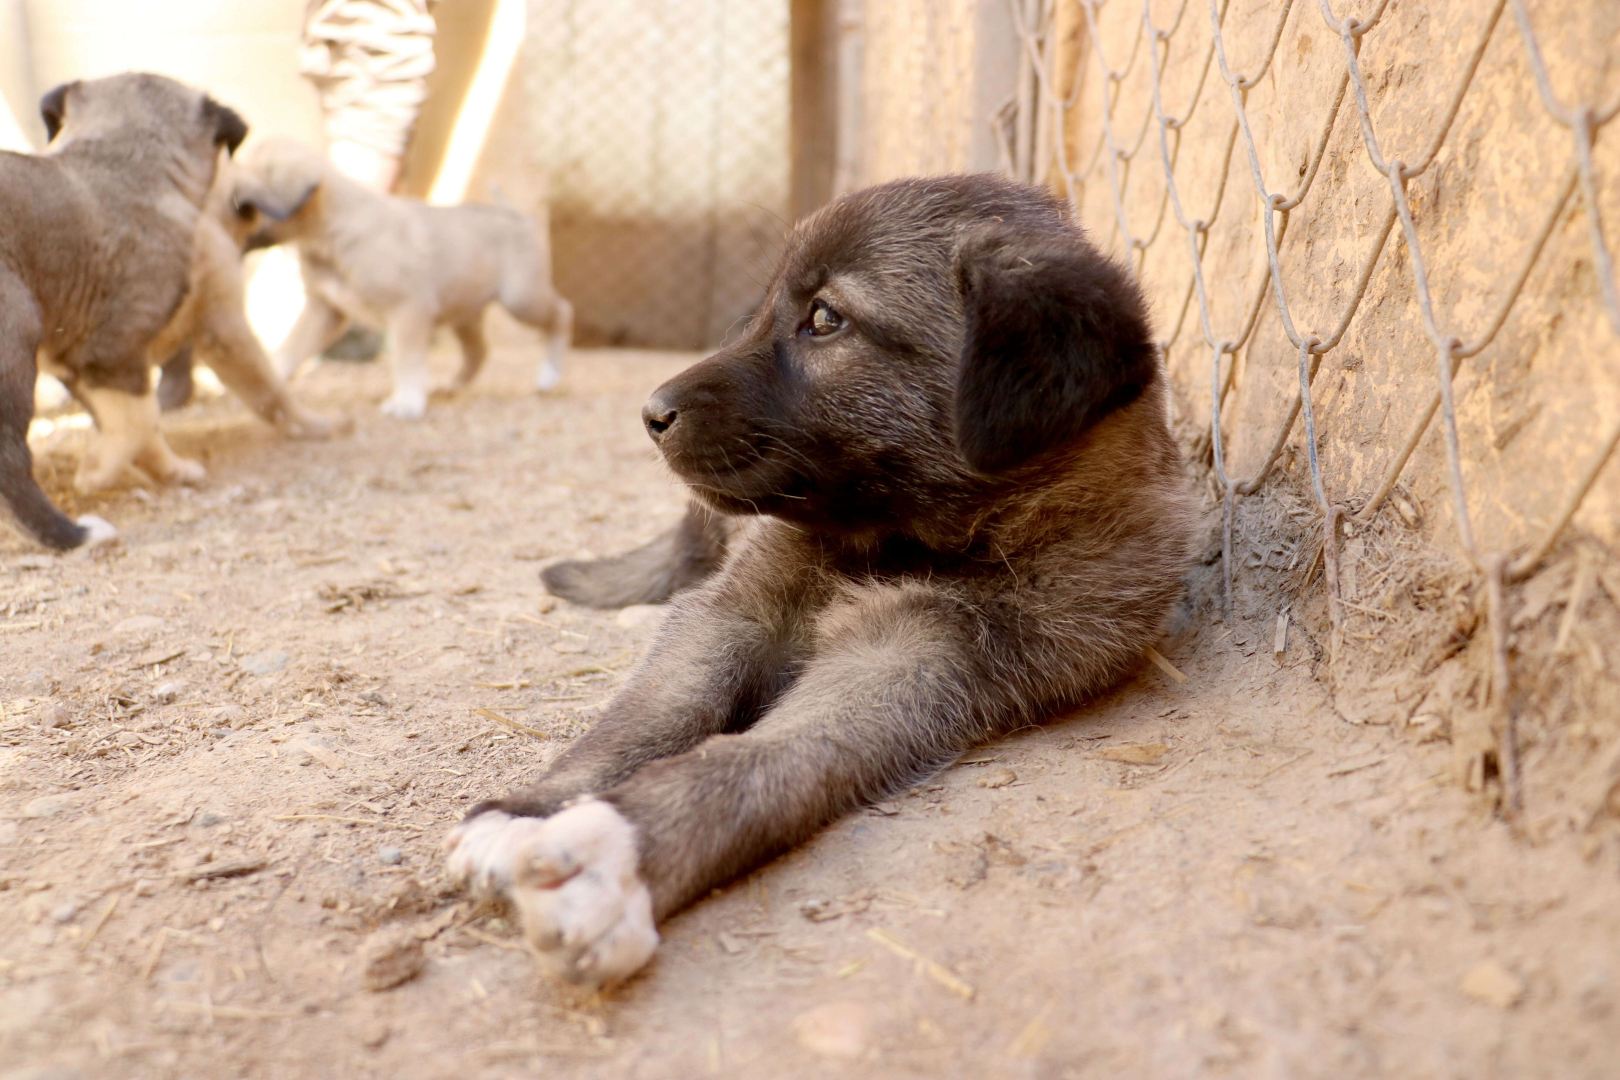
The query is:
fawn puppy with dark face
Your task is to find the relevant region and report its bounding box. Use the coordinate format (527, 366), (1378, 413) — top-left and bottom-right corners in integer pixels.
(447, 174), (1198, 987)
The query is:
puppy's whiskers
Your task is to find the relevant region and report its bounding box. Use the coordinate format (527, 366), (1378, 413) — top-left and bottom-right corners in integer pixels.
(746, 420), (822, 477)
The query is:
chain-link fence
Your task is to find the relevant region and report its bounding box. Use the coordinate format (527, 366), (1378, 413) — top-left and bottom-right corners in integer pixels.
(474, 0), (790, 350)
(992, 0), (1619, 817)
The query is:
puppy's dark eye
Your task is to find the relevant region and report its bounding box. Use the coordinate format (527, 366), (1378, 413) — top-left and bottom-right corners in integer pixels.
(805, 299), (844, 338)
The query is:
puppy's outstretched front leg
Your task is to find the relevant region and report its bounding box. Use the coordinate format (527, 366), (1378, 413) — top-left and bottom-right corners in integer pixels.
(448, 583), (983, 987)
(473, 577), (799, 819)
(447, 557), (806, 985)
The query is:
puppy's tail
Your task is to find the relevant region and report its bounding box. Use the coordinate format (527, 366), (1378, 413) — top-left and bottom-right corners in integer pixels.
(541, 502), (733, 608)
(0, 425), (104, 550)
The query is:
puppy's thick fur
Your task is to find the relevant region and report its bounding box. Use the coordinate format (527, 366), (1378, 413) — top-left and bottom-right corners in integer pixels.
(448, 175), (1197, 986)
(232, 138), (573, 419)
(0, 74), (247, 549)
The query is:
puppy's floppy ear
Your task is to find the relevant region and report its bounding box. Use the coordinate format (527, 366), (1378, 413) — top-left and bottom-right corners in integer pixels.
(202, 97), (249, 155)
(954, 223), (1157, 474)
(39, 82), (77, 143)
(232, 174), (317, 222)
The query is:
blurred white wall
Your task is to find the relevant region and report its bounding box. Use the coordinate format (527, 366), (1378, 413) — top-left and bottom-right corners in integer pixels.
(0, 0), (39, 150)
(18, 0), (323, 145)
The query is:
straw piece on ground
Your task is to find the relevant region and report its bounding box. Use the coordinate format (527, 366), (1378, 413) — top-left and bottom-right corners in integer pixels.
(79, 893), (120, 951)
(1144, 646), (1187, 683)
(475, 707), (550, 738)
(864, 927), (975, 999)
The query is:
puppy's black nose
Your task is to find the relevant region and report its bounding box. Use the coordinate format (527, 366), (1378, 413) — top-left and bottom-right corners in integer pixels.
(642, 392), (679, 442)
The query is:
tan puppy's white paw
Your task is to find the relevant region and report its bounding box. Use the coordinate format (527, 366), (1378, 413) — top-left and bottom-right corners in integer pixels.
(162, 457), (207, 485)
(444, 801), (658, 987)
(380, 388), (428, 420)
(74, 515), (118, 546)
(533, 359), (562, 393)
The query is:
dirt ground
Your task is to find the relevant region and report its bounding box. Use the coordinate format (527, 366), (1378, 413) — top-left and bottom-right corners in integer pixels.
(2, 342), (1618, 1080)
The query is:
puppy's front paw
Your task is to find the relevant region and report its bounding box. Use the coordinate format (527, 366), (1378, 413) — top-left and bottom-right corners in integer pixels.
(380, 389), (428, 420)
(160, 457), (207, 486)
(279, 409), (354, 440)
(444, 801), (658, 987)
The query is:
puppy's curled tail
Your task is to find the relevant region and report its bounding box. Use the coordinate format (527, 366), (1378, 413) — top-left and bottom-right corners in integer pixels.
(541, 502), (733, 608)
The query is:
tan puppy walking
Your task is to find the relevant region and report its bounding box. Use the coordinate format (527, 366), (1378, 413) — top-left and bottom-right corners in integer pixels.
(232, 138), (573, 419)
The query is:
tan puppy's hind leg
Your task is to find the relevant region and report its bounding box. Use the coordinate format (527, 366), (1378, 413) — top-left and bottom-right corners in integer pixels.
(449, 317), (488, 391)
(380, 309), (433, 420)
(535, 296), (572, 393)
(75, 388), (204, 493)
(498, 266), (571, 393)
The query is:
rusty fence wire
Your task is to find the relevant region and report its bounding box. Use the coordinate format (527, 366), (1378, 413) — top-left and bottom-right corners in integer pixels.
(1010, 0), (1620, 817)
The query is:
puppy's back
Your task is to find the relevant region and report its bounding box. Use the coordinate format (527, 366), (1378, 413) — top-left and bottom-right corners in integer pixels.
(0, 152), (108, 321)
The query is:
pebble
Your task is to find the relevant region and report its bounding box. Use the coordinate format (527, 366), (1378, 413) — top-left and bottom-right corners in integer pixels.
(43, 705), (73, 729)
(791, 1001), (872, 1059)
(377, 846), (404, 865)
(22, 794), (77, 818)
(285, 735), (343, 769)
(151, 681), (186, 704)
(112, 615), (164, 636)
(114, 731), (142, 747)
(976, 767), (1018, 789)
(49, 902), (79, 924)
(241, 650), (291, 676)
(193, 811), (228, 828)
(1461, 958), (1525, 1008)
(360, 928), (425, 991)
(212, 704), (248, 727)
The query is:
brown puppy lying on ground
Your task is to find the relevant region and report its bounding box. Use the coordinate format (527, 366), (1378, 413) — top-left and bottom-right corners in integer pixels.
(446, 174), (1197, 987)
(0, 73), (247, 549)
(230, 138), (573, 420)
